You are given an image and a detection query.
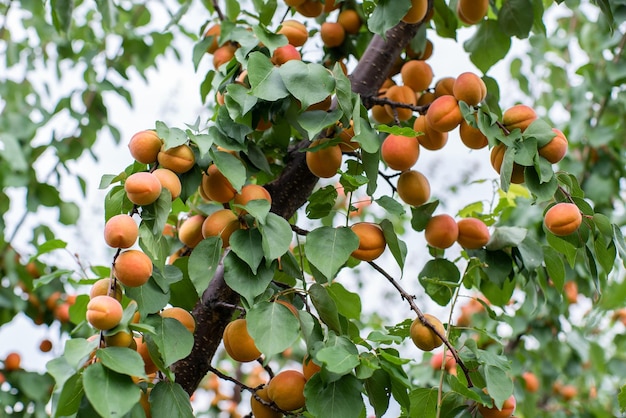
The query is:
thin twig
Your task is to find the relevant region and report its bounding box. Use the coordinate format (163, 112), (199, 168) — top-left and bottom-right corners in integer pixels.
(366, 95), (430, 115)
(213, 0), (225, 21)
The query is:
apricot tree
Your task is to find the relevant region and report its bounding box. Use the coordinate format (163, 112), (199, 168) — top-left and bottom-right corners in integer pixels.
(2, 1), (626, 417)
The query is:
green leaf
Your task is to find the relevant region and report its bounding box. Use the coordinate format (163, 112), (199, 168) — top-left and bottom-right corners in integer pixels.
(96, 347), (147, 379)
(377, 125), (419, 137)
(362, 149), (380, 196)
(53, 373), (83, 418)
(306, 185), (339, 219)
(51, 0), (74, 33)
(327, 282), (361, 320)
(309, 283), (342, 333)
(517, 236), (543, 271)
(410, 201), (439, 231)
(138, 222), (169, 272)
(83, 363), (140, 418)
(543, 246), (565, 290)
(230, 228), (264, 274)
(239, 199), (271, 223)
(34, 239), (67, 257)
(464, 20), (512, 73)
(380, 219), (407, 272)
(248, 52), (290, 101)
(419, 259), (461, 306)
(298, 109), (342, 140)
(367, 0), (411, 37)
(59, 201), (80, 225)
(223, 252), (276, 305)
(259, 212), (293, 261)
(376, 196), (405, 216)
(485, 226), (527, 250)
(247, 301), (300, 358)
(279, 61), (336, 109)
(365, 370), (392, 418)
(485, 365), (514, 410)
(211, 149), (246, 192)
(304, 373), (364, 418)
(304, 226), (359, 280)
(432, 0), (458, 39)
(408, 387), (438, 418)
(150, 381), (194, 418)
(619, 385), (626, 412)
(353, 115), (380, 154)
(316, 339), (360, 375)
(0, 133), (28, 171)
(497, 0), (534, 38)
(188, 237), (223, 297)
(523, 119), (555, 147)
(156, 121), (188, 149)
(145, 316), (194, 367)
(125, 277), (169, 317)
(252, 25), (287, 53)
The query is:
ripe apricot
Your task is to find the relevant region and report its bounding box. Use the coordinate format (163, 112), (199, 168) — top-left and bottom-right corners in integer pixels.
(124, 172), (162, 206)
(477, 394), (516, 418)
(456, 218), (490, 249)
(223, 318), (261, 362)
(425, 214), (459, 249)
(401, 60), (433, 92)
(459, 118), (488, 149)
(502, 104), (537, 133)
(278, 20), (308, 47)
(433, 77), (455, 98)
(539, 128), (568, 163)
(251, 387), (282, 418)
(135, 336), (158, 374)
(302, 355), (321, 380)
(178, 214), (207, 248)
(417, 91), (436, 106)
(201, 209), (240, 248)
(213, 43), (237, 69)
(384, 85), (416, 121)
(337, 9), (361, 34)
(204, 24), (221, 54)
(410, 314), (445, 351)
(104, 330), (135, 348)
(559, 384), (577, 401)
(490, 144), (525, 184)
(381, 134), (420, 171)
(128, 130), (163, 164)
(563, 280), (578, 304)
(306, 95), (333, 112)
(426, 95), (463, 132)
(285, 0), (305, 6)
(371, 104), (394, 124)
(87, 295), (124, 330)
(430, 350), (456, 374)
(320, 22), (345, 48)
(267, 370), (307, 411)
(323, 0), (339, 13)
(543, 203), (582, 236)
(306, 139), (342, 178)
(152, 168), (182, 200)
(104, 214), (138, 249)
(4, 352), (21, 371)
(350, 222), (387, 261)
(295, 0), (323, 17)
(161, 307), (196, 334)
(397, 170), (430, 206)
(272, 44), (302, 65)
(402, 0), (428, 23)
(521, 371), (539, 393)
(202, 164), (236, 203)
(407, 39), (433, 60)
(233, 184), (272, 214)
(90, 278), (123, 301)
(114, 249), (153, 287)
(413, 115), (448, 151)
(54, 303), (71, 323)
(157, 144), (195, 174)
(337, 122), (358, 152)
(453, 72), (487, 106)
(457, 0), (489, 25)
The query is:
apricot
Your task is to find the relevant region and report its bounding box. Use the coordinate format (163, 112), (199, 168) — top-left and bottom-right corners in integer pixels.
(426, 95), (463, 132)
(161, 307), (196, 334)
(459, 118), (488, 149)
(323, 0), (339, 12)
(539, 128), (568, 163)
(157, 144), (195, 174)
(407, 39), (433, 60)
(337, 122), (358, 152)
(430, 350), (456, 374)
(337, 9), (361, 34)
(201, 209), (240, 248)
(124, 172), (162, 206)
(457, 0), (489, 25)
(320, 22), (345, 48)
(302, 355), (321, 380)
(204, 24), (221, 54)
(272, 44), (302, 65)
(413, 115), (448, 150)
(381, 134), (420, 171)
(401, 60), (433, 92)
(278, 20), (308, 47)
(128, 130), (163, 164)
(456, 217), (490, 249)
(135, 336), (158, 374)
(410, 314), (445, 351)
(39, 339), (53, 353)
(371, 104), (394, 124)
(233, 184), (272, 214)
(178, 214), (207, 248)
(152, 168), (182, 200)
(285, 0), (305, 6)
(267, 370), (307, 411)
(202, 164), (237, 203)
(417, 91), (436, 106)
(425, 214), (459, 249)
(453, 72), (487, 106)
(490, 144), (525, 184)
(251, 387), (282, 418)
(502, 104), (537, 133)
(384, 85), (416, 121)
(223, 318), (261, 362)
(4, 352), (21, 371)
(213, 43), (237, 69)
(402, 0), (428, 23)
(543, 203), (582, 236)
(563, 280), (578, 303)
(54, 303), (71, 323)
(87, 295), (124, 330)
(306, 95), (333, 111)
(295, 0), (323, 17)
(114, 249), (153, 287)
(477, 394), (516, 418)
(140, 390), (152, 418)
(104, 214), (138, 249)
(104, 330), (135, 348)
(433, 77), (455, 98)
(90, 278), (123, 301)
(559, 384), (578, 401)
(350, 222), (387, 261)
(521, 371), (539, 393)
(306, 139), (342, 178)
(397, 170), (431, 206)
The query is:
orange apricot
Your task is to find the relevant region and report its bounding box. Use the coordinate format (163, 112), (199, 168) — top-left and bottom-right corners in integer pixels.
(381, 134), (420, 171)
(114, 249), (153, 287)
(430, 350), (456, 374)
(284, 0), (306, 6)
(223, 318), (261, 362)
(559, 384), (578, 401)
(233, 184), (272, 214)
(128, 130), (163, 165)
(426, 95), (463, 132)
(201, 209), (240, 248)
(457, 0), (489, 25)
(538, 128), (568, 163)
(323, 0), (339, 13)
(521, 371), (539, 393)
(425, 214), (459, 249)
(157, 144), (195, 174)
(490, 144), (525, 184)
(90, 278), (123, 301)
(302, 355), (321, 380)
(337, 9), (361, 34)
(350, 222), (387, 261)
(459, 118), (488, 149)
(306, 139), (342, 178)
(417, 91), (436, 106)
(104, 330), (135, 348)
(177, 214), (206, 248)
(337, 122), (358, 152)
(502, 104), (537, 133)
(410, 314), (445, 351)
(152, 168), (182, 200)
(320, 22), (345, 48)
(563, 280), (578, 304)
(267, 370), (307, 411)
(295, 0), (323, 17)
(478, 394), (516, 418)
(4, 352), (21, 371)
(272, 44), (302, 65)
(384, 85), (416, 121)
(413, 115), (448, 150)
(202, 164), (237, 203)
(104, 214), (138, 249)
(371, 104), (394, 124)
(433, 77), (455, 98)
(87, 295), (124, 330)
(407, 39), (433, 60)
(306, 95), (333, 112)
(213, 43), (237, 69)
(204, 24), (221, 54)
(251, 387), (282, 418)
(402, 0), (428, 23)
(453, 72), (487, 106)
(161, 307), (196, 334)
(397, 170), (431, 206)
(124, 172), (162, 206)
(456, 218), (490, 249)
(401, 60), (433, 92)
(543, 203), (582, 236)
(278, 20), (308, 47)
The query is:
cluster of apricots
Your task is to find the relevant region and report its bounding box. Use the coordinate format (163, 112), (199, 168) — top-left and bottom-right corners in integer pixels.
(425, 214), (491, 250)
